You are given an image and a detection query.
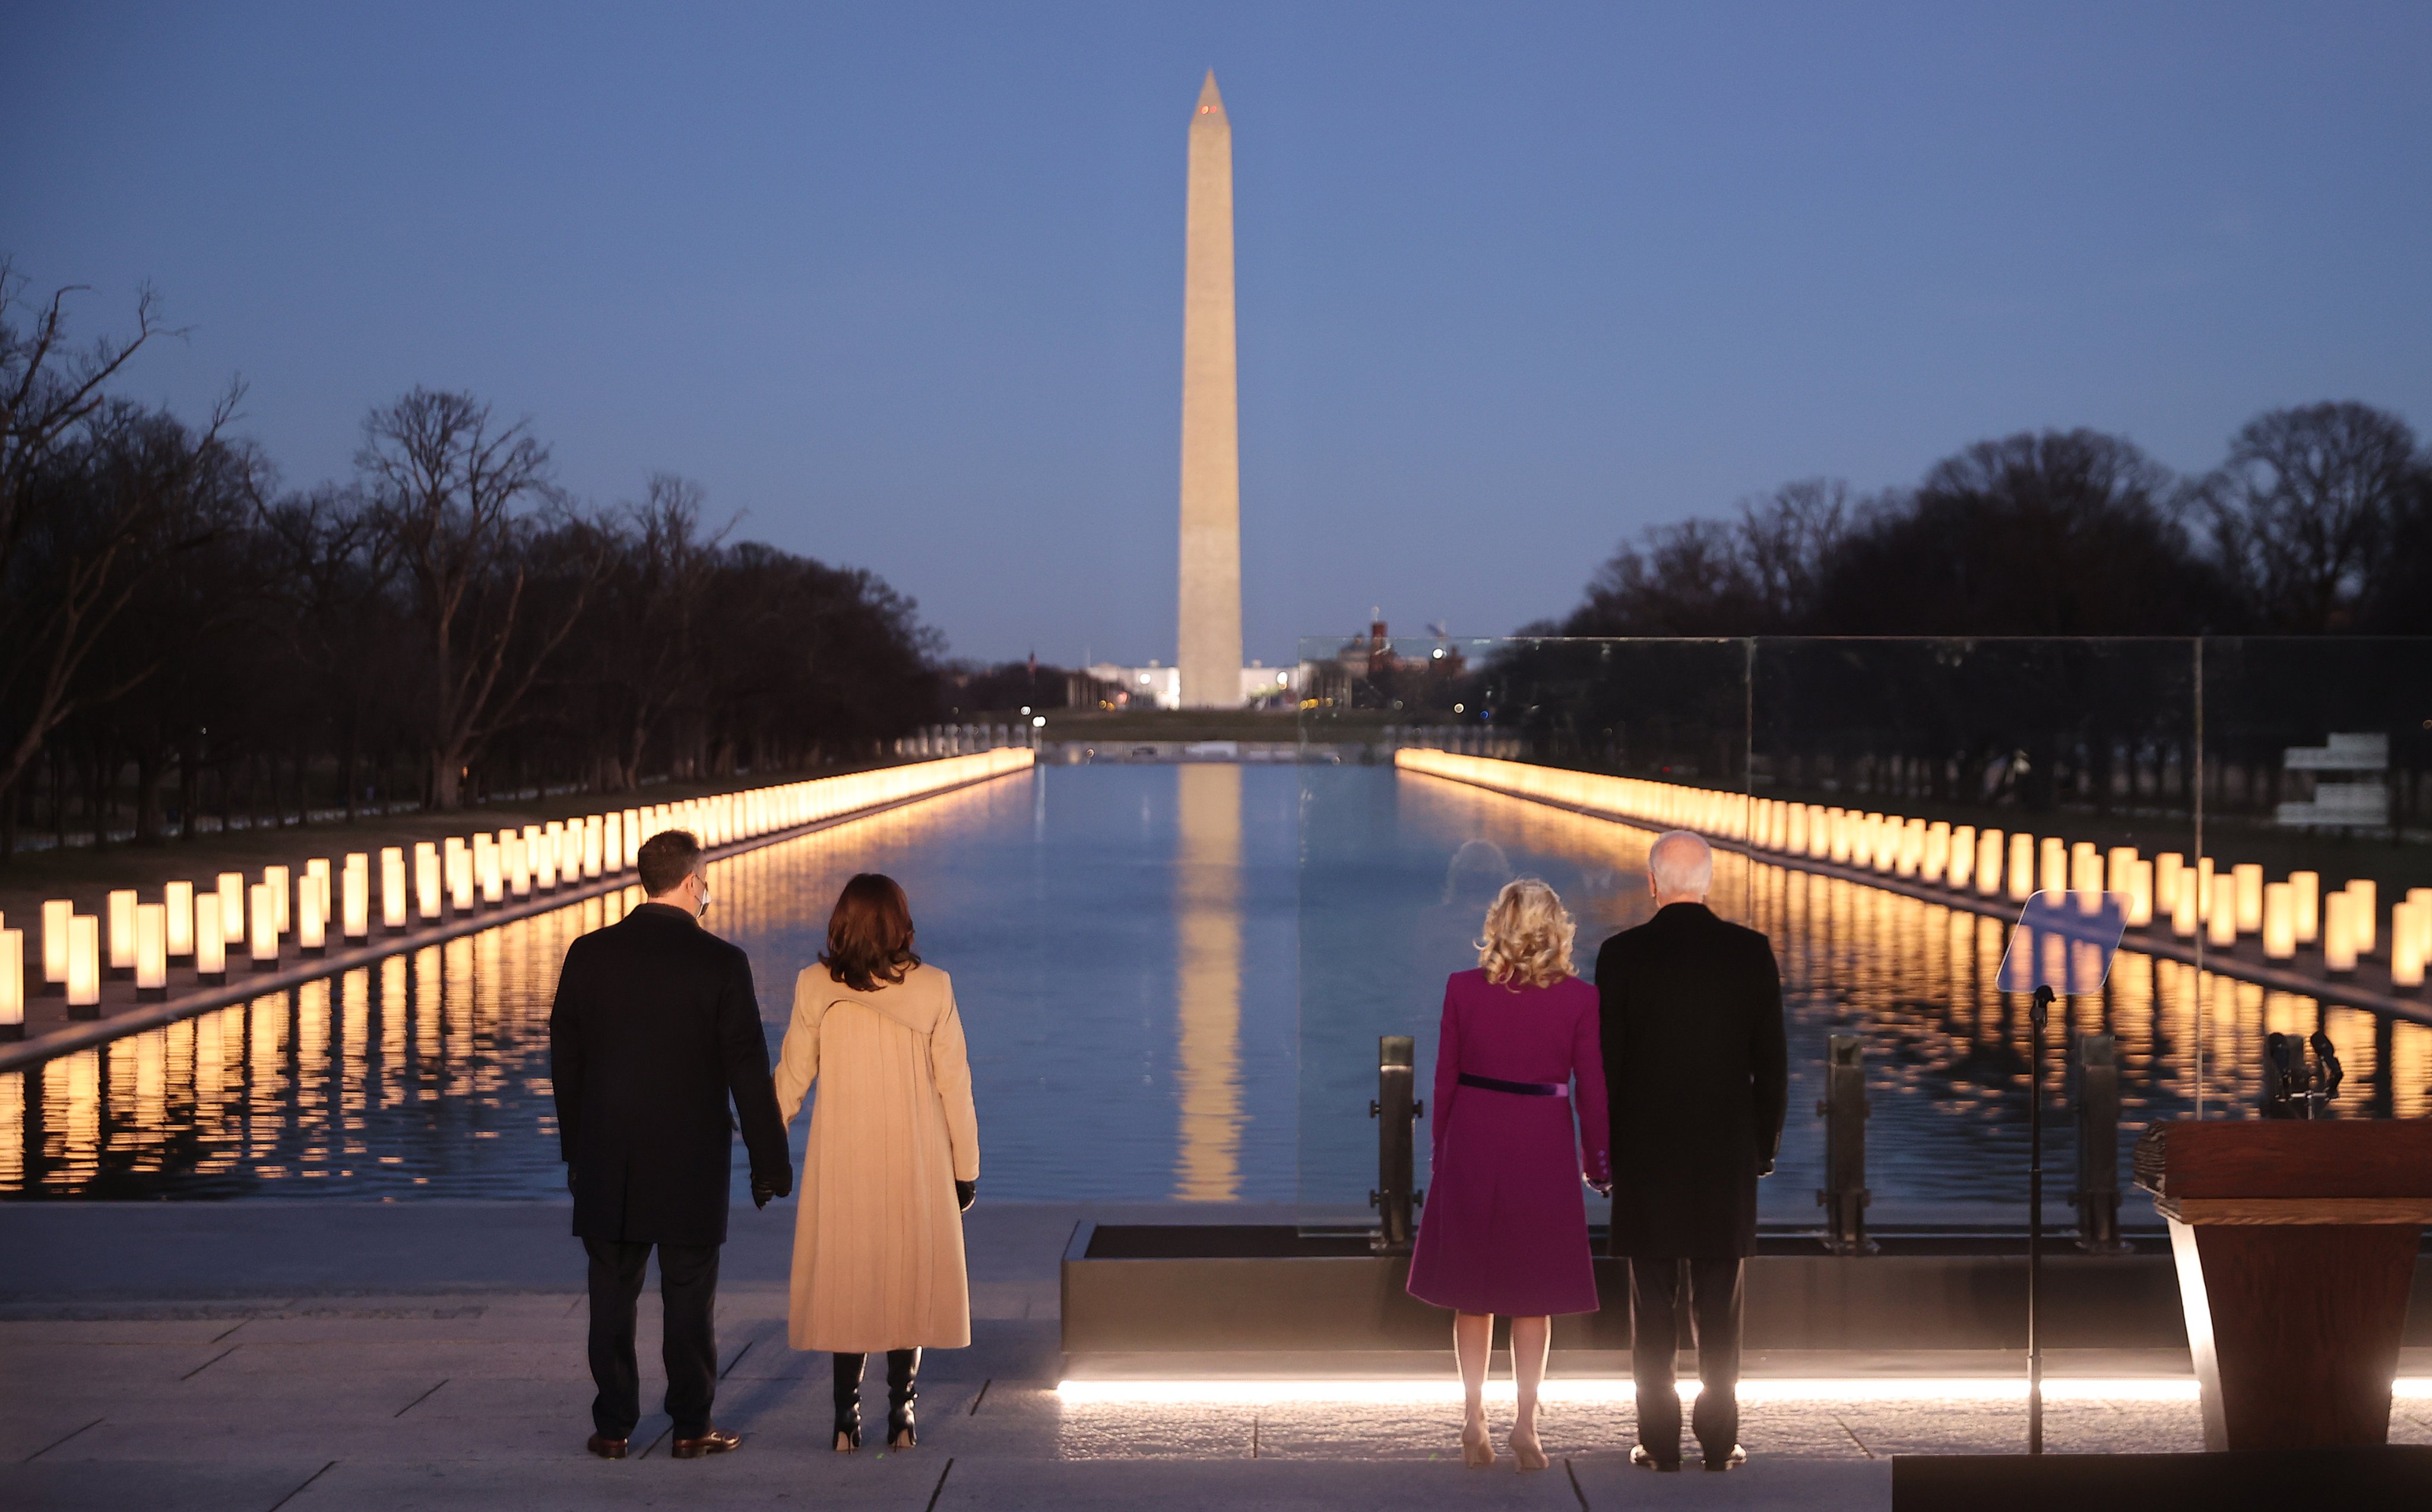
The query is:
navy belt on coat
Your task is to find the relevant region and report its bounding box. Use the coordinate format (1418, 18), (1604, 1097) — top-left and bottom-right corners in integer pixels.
(1458, 1072), (1569, 1097)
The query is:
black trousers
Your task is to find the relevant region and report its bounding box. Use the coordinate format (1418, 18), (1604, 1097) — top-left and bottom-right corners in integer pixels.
(585, 1238), (721, 1440)
(1627, 1256), (1744, 1462)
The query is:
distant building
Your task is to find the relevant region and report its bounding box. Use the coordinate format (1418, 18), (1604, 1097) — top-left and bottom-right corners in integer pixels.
(1082, 661), (1298, 711)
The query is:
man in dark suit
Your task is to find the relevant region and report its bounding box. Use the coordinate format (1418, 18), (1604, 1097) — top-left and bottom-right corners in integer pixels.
(1594, 829), (1788, 1473)
(550, 828), (792, 1460)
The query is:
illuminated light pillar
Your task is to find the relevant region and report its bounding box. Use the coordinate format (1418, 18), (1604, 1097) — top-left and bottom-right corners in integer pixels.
(135, 903), (168, 999)
(1923, 822), (1950, 883)
(2291, 870), (2320, 944)
(2324, 892), (2357, 973)
(2008, 835), (2035, 902)
(107, 889), (138, 978)
(194, 897), (226, 983)
(2171, 871), (2200, 939)
(2262, 883), (2295, 961)
(2069, 842), (2096, 895)
(42, 898), (72, 994)
(414, 843), (442, 921)
(265, 865), (292, 934)
(66, 914), (100, 1016)
(447, 841), (474, 913)
(210, 871), (243, 947)
(2392, 902), (2426, 990)
(0, 928), (22, 1041)
(2206, 873), (2238, 947)
(1949, 825), (1976, 890)
(249, 883), (280, 969)
(601, 815), (622, 874)
(2126, 859), (2155, 927)
(297, 876), (327, 956)
(343, 857), (370, 942)
(622, 810), (640, 866)
(165, 880), (195, 959)
(2107, 847), (2139, 898)
(508, 836), (532, 899)
(539, 823), (562, 890)
(306, 859), (333, 927)
(381, 847), (408, 932)
(2346, 880), (2377, 956)
(2040, 837), (2067, 895)
(476, 833), (502, 905)
(1977, 829), (2004, 896)
(2154, 854), (2183, 920)
(583, 816), (603, 880)
(2232, 864), (2263, 934)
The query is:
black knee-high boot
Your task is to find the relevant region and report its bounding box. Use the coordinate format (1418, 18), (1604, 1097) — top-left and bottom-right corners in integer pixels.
(886, 1348), (920, 1448)
(832, 1352), (864, 1451)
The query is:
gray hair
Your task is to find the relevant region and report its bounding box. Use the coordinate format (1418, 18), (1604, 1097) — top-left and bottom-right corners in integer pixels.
(1648, 829), (1713, 898)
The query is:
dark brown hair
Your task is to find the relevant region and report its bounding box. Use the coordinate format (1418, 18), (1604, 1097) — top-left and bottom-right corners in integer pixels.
(636, 829), (704, 896)
(821, 873), (921, 991)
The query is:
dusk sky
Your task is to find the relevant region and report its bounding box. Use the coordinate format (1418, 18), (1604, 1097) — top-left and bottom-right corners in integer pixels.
(9, 2), (2429, 667)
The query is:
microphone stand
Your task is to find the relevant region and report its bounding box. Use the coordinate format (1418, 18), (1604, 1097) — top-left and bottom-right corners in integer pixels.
(2028, 982), (2051, 1456)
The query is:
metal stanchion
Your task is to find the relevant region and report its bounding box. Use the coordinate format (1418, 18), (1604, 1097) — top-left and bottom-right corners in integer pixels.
(1816, 1033), (1876, 1255)
(2071, 1032), (2132, 1254)
(1369, 1035), (1424, 1254)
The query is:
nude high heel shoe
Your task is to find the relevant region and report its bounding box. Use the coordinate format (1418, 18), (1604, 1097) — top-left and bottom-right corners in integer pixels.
(1459, 1417), (1495, 1468)
(1508, 1424), (1550, 1472)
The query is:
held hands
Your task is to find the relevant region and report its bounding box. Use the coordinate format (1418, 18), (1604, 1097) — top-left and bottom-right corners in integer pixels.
(955, 1179), (977, 1213)
(751, 1170), (794, 1210)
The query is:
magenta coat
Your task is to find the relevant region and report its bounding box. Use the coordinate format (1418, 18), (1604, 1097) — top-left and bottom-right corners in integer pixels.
(1405, 969), (1611, 1317)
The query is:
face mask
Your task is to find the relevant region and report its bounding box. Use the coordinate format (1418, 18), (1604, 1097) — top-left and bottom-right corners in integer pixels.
(695, 879), (713, 920)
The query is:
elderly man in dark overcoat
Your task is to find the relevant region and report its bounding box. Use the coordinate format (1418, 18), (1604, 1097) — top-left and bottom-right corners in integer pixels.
(1594, 829), (1788, 1473)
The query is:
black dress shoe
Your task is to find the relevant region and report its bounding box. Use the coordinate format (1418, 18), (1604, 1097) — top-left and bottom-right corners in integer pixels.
(585, 1434), (628, 1459)
(1630, 1444), (1681, 1472)
(1702, 1443), (1747, 1471)
(670, 1425), (740, 1459)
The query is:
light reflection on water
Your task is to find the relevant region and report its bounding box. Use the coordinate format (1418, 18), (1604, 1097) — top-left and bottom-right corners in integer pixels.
(5, 765), (2424, 1207)
(1336, 772), (2432, 1216)
(1, 767), (1299, 1203)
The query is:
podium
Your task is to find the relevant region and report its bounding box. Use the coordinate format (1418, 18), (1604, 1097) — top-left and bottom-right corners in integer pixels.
(2133, 1120), (2432, 1450)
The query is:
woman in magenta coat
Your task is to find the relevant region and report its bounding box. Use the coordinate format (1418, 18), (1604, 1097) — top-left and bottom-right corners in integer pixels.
(1407, 878), (1610, 1472)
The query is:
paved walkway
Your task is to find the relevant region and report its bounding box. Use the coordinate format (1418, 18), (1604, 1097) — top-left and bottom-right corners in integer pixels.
(3, 1202), (2425, 1510)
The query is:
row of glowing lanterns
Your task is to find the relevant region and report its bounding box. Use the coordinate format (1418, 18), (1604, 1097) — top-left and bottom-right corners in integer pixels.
(0, 749), (1035, 1040)
(1393, 749), (2432, 989)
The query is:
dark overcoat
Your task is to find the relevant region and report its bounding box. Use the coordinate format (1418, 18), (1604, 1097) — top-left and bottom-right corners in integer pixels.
(1594, 902), (1788, 1259)
(549, 903), (791, 1246)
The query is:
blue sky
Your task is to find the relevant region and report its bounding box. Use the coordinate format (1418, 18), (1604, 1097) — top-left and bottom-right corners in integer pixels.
(8, 2), (2428, 665)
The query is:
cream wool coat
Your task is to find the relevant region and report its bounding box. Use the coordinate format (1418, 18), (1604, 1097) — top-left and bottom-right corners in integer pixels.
(773, 962), (981, 1353)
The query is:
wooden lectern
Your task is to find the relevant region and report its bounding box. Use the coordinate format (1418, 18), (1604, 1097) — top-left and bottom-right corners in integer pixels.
(2134, 1120), (2432, 1450)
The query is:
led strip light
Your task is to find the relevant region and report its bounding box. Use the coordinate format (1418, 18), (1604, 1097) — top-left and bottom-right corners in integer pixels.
(1056, 1377), (2432, 1407)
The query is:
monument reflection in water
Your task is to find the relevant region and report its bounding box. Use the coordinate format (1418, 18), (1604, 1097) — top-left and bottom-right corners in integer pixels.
(5, 760), (2426, 1209)
(0, 767), (1299, 1203)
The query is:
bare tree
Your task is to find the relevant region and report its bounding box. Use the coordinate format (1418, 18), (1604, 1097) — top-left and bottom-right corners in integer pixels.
(594, 473), (729, 787)
(0, 266), (250, 824)
(2199, 401), (2419, 632)
(356, 387), (601, 808)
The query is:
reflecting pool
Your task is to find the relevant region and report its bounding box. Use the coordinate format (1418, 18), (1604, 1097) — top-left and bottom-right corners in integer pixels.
(4, 763), (2424, 1212)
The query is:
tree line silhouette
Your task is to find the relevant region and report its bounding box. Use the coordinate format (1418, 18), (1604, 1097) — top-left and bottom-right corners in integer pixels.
(2, 271), (939, 859)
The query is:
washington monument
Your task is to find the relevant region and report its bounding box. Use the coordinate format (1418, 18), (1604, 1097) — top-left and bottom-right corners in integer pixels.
(1177, 71), (1242, 708)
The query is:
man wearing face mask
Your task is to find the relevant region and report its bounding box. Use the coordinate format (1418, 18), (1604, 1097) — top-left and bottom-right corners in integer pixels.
(549, 827), (793, 1461)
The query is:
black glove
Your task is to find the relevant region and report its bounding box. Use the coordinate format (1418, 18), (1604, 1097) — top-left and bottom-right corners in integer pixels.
(954, 1179), (977, 1213)
(1756, 1156), (1776, 1178)
(751, 1169), (793, 1209)
(1586, 1179), (1612, 1198)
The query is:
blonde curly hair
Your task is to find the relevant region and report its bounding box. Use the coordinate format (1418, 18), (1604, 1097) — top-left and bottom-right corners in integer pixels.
(1477, 877), (1576, 989)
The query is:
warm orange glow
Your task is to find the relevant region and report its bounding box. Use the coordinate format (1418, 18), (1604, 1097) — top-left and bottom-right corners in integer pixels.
(217, 873), (246, 943)
(164, 880), (195, 958)
(2324, 892), (2357, 972)
(2207, 873), (2237, 947)
(67, 915), (100, 1007)
(2391, 901), (2425, 990)
(2291, 871), (2320, 944)
(2124, 858), (2153, 927)
(2009, 834), (2035, 901)
(414, 843), (442, 921)
(2039, 837), (2067, 894)
(42, 899), (72, 988)
(582, 815), (603, 879)
(305, 858), (332, 927)
(194, 897), (225, 978)
(380, 848), (407, 930)
(475, 833), (502, 904)
(2171, 870), (2199, 939)
(2347, 880), (2378, 955)
(343, 855), (370, 940)
(1949, 825), (1976, 890)
(264, 865), (292, 933)
(0, 928), (22, 1029)
(135, 903), (167, 993)
(2232, 864), (2263, 933)
(2262, 883), (2295, 960)
(297, 876), (327, 953)
(106, 889), (137, 973)
(249, 883), (280, 966)
(1976, 828), (2003, 896)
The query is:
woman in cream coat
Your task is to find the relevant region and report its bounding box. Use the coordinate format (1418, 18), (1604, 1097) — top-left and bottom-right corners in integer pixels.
(774, 873), (980, 1453)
